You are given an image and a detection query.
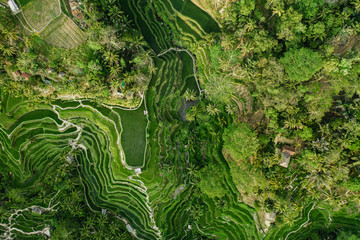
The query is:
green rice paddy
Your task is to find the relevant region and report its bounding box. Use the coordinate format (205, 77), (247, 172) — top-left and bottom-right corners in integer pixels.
(1, 0), (358, 239)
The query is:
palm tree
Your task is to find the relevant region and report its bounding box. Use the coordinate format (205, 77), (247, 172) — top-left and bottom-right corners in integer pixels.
(206, 104), (220, 116)
(318, 123), (331, 138)
(225, 104), (236, 115)
(244, 19), (257, 33)
(148, 65), (157, 75)
(109, 6), (124, 21)
(109, 221), (121, 235)
(2, 29), (19, 42)
(110, 65), (121, 79)
(183, 89), (197, 101)
(240, 42), (254, 57)
(352, 0), (360, 12)
(304, 171), (329, 192)
(2, 46), (16, 56)
(186, 112), (196, 122)
(110, 78), (122, 92)
(97, 214), (109, 228)
(284, 117), (303, 130)
(221, 36), (234, 51)
(104, 51), (119, 66)
(190, 204), (204, 221)
(317, 7), (333, 19)
(186, 162), (199, 184)
(80, 224), (92, 238)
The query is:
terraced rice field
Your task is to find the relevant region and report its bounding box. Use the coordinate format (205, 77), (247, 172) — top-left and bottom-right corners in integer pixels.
(3, 0), (358, 239)
(265, 204), (360, 240)
(40, 14), (86, 49)
(0, 93), (158, 239)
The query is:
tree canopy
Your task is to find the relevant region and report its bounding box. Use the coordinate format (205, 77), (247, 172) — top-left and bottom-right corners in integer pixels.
(223, 123), (259, 163)
(280, 48), (323, 82)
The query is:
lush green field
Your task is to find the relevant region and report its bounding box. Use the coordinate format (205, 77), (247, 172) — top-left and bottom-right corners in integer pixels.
(15, 0), (33, 7)
(114, 103), (147, 168)
(0, 92), (159, 239)
(2, 0), (359, 238)
(22, 0), (61, 31)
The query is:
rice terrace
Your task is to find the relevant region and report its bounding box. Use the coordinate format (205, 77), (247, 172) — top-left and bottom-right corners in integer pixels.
(0, 0), (360, 239)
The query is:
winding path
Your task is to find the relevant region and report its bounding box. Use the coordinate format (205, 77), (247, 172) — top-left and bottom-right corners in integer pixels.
(284, 204), (316, 240)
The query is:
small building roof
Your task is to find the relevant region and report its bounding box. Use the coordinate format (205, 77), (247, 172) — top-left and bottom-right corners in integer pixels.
(43, 79), (51, 85)
(282, 145), (296, 155)
(7, 0), (19, 12)
(72, 9), (80, 15)
(21, 72), (31, 78)
(69, 2), (79, 7)
(101, 208), (107, 215)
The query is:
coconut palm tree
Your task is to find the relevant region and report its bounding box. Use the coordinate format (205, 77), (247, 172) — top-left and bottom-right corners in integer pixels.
(183, 89), (197, 101)
(1, 46), (16, 56)
(186, 111), (196, 122)
(225, 103), (237, 115)
(352, 0), (360, 12)
(108, 6), (124, 21)
(2, 29), (19, 42)
(109, 65), (121, 79)
(104, 51), (119, 66)
(206, 104), (220, 116)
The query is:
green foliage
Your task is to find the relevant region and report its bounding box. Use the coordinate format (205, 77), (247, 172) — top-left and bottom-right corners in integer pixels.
(204, 73), (235, 104)
(342, 177), (360, 192)
(229, 161), (267, 194)
(297, 126), (314, 141)
(198, 164), (227, 198)
(235, 0), (256, 16)
(223, 123), (259, 163)
(336, 231), (360, 240)
(280, 48), (323, 82)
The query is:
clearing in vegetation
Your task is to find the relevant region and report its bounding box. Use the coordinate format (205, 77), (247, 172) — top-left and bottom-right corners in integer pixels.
(15, 0), (85, 49)
(21, 0), (61, 31)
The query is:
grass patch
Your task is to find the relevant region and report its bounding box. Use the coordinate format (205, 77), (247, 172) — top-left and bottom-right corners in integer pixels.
(22, 0), (61, 31)
(15, 0), (33, 7)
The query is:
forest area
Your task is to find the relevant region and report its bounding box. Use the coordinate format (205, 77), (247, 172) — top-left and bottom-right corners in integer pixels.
(184, 0), (360, 232)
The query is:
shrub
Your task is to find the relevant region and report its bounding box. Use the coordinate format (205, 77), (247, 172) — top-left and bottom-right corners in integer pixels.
(223, 123), (259, 163)
(280, 48), (323, 82)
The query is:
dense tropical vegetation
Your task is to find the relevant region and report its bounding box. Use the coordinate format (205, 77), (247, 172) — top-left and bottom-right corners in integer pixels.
(0, 1), (154, 105)
(0, 0), (359, 239)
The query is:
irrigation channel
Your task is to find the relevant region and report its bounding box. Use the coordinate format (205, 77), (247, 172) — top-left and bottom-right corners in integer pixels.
(1, 0), (360, 239)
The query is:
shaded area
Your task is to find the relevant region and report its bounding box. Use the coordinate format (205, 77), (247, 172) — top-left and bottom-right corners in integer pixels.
(178, 99), (198, 122)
